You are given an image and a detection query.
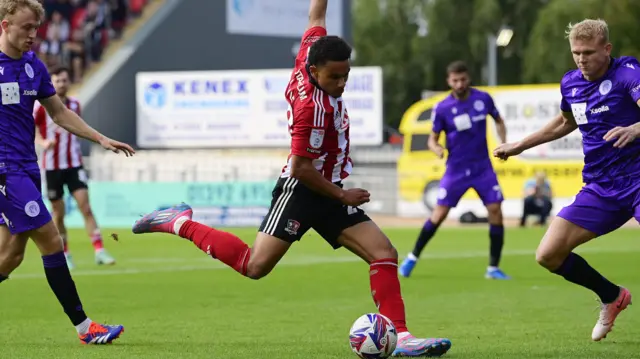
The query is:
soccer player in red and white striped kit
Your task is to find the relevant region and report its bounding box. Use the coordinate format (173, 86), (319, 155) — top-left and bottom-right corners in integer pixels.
(34, 66), (115, 269)
(132, 0), (452, 356)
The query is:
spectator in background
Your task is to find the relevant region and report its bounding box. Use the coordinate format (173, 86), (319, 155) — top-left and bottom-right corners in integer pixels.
(39, 10), (70, 67)
(520, 172), (553, 227)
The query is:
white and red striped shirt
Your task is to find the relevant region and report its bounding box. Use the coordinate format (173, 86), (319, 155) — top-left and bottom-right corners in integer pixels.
(34, 97), (84, 171)
(280, 26), (353, 183)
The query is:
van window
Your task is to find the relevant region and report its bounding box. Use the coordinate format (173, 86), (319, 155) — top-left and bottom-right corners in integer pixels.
(417, 109), (432, 122)
(410, 134), (429, 151)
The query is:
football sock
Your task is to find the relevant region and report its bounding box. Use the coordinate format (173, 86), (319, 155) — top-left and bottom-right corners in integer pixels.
(91, 230), (104, 252)
(179, 220), (251, 276)
(0, 274), (7, 283)
(75, 318), (93, 335)
(553, 252), (620, 303)
(370, 258), (408, 333)
(42, 251), (88, 326)
(489, 224), (504, 267)
(61, 233), (69, 254)
(411, 220), (439, 258)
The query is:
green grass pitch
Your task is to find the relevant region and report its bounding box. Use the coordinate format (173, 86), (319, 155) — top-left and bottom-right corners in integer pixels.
(0, 226), (638, 358)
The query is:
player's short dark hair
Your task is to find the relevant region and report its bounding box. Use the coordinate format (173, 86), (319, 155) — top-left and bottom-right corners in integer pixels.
(446, 61), (469, 75)
(308, 36), (352, 67)
(50, 66), (70, 77)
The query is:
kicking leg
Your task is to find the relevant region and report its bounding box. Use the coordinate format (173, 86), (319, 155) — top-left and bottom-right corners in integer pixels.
(485, 202), (509, 280)
(336, 220), (452, 357)
(71, 188), (115, 266)
(399, 205), (450, 278)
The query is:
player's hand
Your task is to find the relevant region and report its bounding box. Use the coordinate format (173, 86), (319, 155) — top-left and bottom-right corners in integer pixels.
(493, 142), (523, 160)
(99, 136), (136, 157)
(341, 188), (370, 207)
(41, 139), (56, 150)
(603, 125), (640, 148)
(432, 145), (445, 159)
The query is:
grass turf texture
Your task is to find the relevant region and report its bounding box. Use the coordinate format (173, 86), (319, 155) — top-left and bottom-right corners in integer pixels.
(0, 226), (638, 358)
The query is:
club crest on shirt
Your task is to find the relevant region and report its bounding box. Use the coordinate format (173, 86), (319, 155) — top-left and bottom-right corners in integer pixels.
(473, 100), (485, 111)
(599, 80), (612, 95)
(24, 63), (34, 79)
(309, 128), (325, 149)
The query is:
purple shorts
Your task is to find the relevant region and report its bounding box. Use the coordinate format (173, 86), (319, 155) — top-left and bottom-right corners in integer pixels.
(0, 169), (52, 234)
(437, 165), (503, 208)
(557, 177), (640, 236)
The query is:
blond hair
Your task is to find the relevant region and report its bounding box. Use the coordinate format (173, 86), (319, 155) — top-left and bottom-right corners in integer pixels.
(565, 18), (609, 43)
(0, 0), (45, 22)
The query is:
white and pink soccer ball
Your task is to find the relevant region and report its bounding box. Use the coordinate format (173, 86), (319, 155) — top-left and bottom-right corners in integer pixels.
(349, 313), (398, 358)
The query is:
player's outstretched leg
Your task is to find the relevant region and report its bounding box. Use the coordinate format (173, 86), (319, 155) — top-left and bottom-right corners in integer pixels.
(485, 203), (510, 280)
(132, 203), (257, 277)
(537, 217), (630, 341)
(399, 205), (449, 278)
(338, 221), (452, 357)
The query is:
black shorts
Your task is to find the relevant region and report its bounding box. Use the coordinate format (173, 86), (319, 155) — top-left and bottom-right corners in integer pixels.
(45, 166), (89, 201)
(258, 177), (371, 249)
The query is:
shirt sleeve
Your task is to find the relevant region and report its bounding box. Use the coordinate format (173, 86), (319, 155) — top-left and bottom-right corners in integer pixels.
(431, 103), (444, 133)
(290, 105), (326, 159)
(295, 26), (328, 66)
(34, 57), (56, 100)
(624, 68), (640, 103)
(559, 75), (571, 113)
(486, 94), (501, 119)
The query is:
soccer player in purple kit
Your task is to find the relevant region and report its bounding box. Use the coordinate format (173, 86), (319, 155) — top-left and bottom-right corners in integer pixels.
(0, 0), (133, 344)
(494, 19), (634, 341)
(400, 61), (511, 280)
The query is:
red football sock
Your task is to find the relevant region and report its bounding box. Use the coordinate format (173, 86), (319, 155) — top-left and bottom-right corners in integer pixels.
(179, 220), (251, 276)
(91, 231), (104, 251)
(370, 258), (408, 333)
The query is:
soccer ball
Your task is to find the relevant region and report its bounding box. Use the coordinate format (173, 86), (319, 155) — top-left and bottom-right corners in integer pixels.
(349, 313), (397, 358)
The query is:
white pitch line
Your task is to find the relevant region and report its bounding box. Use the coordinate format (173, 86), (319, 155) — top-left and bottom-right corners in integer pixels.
(7, 246), (638, 280)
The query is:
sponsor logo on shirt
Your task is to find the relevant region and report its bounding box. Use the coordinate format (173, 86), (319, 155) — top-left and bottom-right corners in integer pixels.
(22, 89), (37, 96)
(590, 105), (609, 114)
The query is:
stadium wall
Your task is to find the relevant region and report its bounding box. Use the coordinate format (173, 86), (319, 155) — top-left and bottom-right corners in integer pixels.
(79, 0), (352, 154)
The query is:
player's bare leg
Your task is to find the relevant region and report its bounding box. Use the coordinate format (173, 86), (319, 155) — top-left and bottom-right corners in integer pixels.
(536, 217), (630, 341)
(132, 203), (291, 279)
(0, 226), (28, 282)
(338, 220), (451, 357)
(399, 205), (450, 278)
(50, 198), (74, 269)
(28, 220), (124, 343)
(485, 202), (509, 279)
(72, 189), (115, 266)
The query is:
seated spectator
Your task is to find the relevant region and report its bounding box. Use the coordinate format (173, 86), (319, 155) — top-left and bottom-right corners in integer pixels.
(39, 10), (70, 68)
(34, 0), (145, 83)
(520, 172), (553, 227)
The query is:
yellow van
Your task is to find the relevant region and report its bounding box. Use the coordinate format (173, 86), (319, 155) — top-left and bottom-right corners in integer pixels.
(397, 85), (585, 211)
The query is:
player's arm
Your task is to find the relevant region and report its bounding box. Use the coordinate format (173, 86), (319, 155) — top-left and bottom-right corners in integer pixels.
(38, 95), (135, 156)
(428, 104), (445, 158)
(487, 95), (507, 143)
(290, 155), (346, 200)
(493, 115), (507, 144)
(307, 0), (328, 29)
(514, 112), (577, 152)
(427, 131), (445, 158)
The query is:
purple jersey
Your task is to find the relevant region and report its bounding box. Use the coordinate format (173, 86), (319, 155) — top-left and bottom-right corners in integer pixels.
(560, 56), (640, 184)
(432, 88), (501, 169)
(0, 51), (55, 171)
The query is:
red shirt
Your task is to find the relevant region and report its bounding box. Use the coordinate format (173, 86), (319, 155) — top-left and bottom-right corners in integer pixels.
(280, 26), (352, 183)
